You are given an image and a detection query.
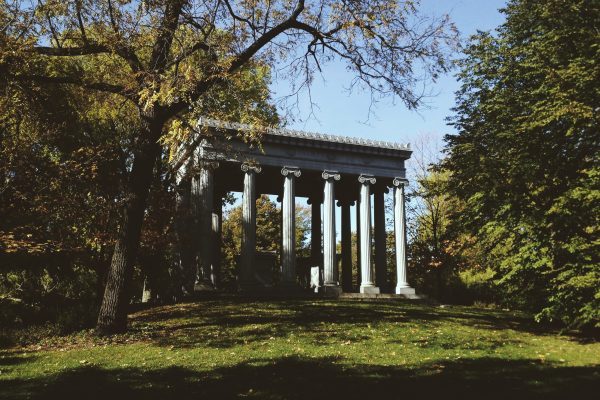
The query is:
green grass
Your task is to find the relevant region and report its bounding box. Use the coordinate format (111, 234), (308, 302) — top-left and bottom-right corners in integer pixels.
(1, 299), (599, 399)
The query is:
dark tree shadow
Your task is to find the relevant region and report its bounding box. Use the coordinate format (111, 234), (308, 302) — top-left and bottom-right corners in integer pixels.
(0, 353), (36, 368)
(1, 356), (598, 400)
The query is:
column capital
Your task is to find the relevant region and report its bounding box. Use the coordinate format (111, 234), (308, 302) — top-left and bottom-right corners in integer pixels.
(393, 177), (409, 187)
(358, 174), (376, 185)
(322, 170), (341, 181)
(281, 166), (301, 177)
(190, 160), (219, 177)
(241, 163), (262, 174)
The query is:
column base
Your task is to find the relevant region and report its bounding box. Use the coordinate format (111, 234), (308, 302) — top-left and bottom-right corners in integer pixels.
(318, 285), (342, 296)
(194, 280), (215, 292)
(395, 286), (416, 295)
(360, 285), (380, 294)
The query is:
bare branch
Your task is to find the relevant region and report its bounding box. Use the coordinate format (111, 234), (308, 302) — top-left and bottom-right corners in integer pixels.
(75, 0), (88, 43)
(149, 0), (186, 73)
(166, 0), (307, 119)
(164, 40), (214, 70)
(223, 0), (257, 31)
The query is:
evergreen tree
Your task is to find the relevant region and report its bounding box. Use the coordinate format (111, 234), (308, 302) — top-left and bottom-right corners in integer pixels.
(444, 0), (599, 328)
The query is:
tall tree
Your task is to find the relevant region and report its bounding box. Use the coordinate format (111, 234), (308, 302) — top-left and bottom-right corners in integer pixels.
(1, 45), (278, 328)
(444, 0), (599, 328)
(1, 0), (457, 333)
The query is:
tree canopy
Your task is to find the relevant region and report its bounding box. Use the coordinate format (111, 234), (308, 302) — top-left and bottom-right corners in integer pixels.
(442, 0), (599, 328)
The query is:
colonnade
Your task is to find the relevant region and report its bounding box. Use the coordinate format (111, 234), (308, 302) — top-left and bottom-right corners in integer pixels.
(192, 161), (414, 296)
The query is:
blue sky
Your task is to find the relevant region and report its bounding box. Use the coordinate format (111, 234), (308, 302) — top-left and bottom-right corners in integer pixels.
(270, 0), (508, 146)
(228, 1), (509, 235)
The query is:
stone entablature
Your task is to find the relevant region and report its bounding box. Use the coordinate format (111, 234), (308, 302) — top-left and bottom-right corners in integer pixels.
(175, 117), (412, 180)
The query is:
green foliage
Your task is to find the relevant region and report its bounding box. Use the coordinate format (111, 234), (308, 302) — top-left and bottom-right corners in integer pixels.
(443, 0), (600, 328)
(457, 268), (499, 305)
(407, 170), (462, 301)
(0, 38), (281, 329)
(0, 73), (132, 330)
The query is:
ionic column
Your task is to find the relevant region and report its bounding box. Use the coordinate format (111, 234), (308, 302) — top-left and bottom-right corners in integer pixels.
(239, 163), (261, 290)
(393, 177), (415, 296)
(193, 161), (218, 291)
(356, 197), (362, 287)
(211, 195), (223, 289)
(358, 174), (379, 294)
(319, 171), (341, 294)
(281, 166), (301, 286)
(374, 188), (388, 291)
(338, 199), (354, 292)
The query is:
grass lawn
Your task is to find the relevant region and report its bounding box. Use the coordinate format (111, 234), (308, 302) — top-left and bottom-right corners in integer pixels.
(1, 298), (598, 399)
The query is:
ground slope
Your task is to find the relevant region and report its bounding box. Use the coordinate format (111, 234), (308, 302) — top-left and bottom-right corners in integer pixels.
(1, 299), (599, 399)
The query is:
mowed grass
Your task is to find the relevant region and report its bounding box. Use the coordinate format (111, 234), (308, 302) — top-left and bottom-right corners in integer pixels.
(1, 299), (599, 399)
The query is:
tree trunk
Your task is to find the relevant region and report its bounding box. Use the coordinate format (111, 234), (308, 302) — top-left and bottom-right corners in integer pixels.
(96, 110), (163, 335)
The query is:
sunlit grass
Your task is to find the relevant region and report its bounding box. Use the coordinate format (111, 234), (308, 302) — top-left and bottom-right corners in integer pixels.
(1, 299), (598, 399)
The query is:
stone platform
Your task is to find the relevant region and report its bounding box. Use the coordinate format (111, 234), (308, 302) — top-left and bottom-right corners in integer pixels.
(187, 290), (425, 302)
(338, 292), (425, 300)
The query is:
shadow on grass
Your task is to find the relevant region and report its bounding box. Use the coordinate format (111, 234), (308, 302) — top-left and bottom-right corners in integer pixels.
(1, 356), (598, 400)
(128, 299), (560, 349)
(0, 353), (36, 369)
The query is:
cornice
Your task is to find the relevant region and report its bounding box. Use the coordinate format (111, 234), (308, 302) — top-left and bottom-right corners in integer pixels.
(197, 117), (411, 153)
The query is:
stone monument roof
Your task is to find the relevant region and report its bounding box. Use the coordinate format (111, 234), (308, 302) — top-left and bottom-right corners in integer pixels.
(197, 116), (411, 151)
